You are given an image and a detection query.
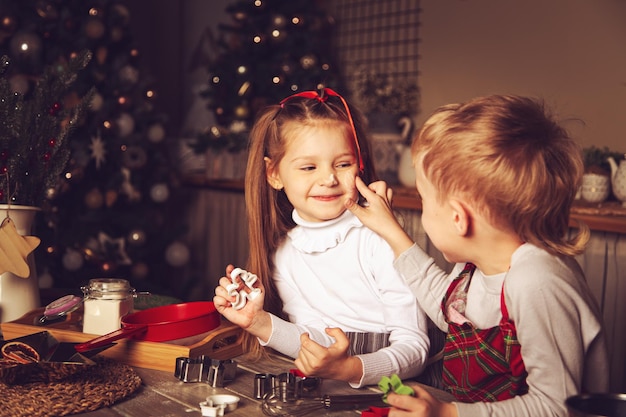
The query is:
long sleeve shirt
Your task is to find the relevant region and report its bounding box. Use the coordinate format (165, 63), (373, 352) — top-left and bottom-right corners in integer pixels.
(395, 242), (609, 417)
(261, 210), (430, 387)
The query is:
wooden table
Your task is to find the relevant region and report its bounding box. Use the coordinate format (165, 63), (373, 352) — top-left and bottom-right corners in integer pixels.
(74, 353), (454, 416)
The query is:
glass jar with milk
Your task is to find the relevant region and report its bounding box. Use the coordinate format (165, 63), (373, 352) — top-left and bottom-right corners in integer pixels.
(82, 278), (135, 335)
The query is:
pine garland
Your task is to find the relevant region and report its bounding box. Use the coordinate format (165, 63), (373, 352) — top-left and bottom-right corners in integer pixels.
(0, 49), (93, 207)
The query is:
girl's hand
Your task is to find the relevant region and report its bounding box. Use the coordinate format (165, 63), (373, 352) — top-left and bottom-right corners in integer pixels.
(346, 177), (415, 257)
(295, 328), (363, 384)
(388, 384), (457, 417)
(213, 264), (272, 341)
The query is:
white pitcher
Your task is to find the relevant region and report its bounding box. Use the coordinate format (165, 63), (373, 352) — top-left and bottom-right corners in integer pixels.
(397, 116), (416, 188)
(0, 205), (41, 322)
(607, 155), (626, 207)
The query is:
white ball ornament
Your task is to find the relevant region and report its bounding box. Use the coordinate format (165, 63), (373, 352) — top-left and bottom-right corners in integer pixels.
(165, 241), (190, 267)
(119, 65), (139, 85)
(38, 269), (54, 289)
(150, 183), (169, 203)
(147, 123), (165, 143)
(62, 249), (84, 271)
(116, 112), (135, 137)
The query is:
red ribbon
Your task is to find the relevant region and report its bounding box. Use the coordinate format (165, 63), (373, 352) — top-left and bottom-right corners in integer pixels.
(279, 88), (364, 172)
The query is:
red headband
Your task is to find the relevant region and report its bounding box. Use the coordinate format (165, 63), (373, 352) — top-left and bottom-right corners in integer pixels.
(279, 88), (364, 172)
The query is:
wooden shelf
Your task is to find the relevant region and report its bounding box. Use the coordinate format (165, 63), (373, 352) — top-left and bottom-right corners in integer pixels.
(183, 174), (626, 234)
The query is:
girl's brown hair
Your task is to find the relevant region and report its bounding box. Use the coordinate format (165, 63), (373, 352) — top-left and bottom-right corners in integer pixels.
(413, 94), (588, 256)
(242, 90), (377, 356)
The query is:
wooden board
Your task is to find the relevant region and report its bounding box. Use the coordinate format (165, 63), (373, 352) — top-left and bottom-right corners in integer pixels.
(1, 307), (243, 372)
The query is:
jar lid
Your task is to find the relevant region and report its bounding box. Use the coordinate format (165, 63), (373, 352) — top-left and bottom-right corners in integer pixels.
(83, 278), (134, 297)
(42, 294), (83, 321)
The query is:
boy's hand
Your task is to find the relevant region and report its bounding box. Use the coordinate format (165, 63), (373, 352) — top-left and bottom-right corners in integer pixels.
(388, 384), (458, 417)
(346, 177), (415, 257)
(295, 328), (363, 384)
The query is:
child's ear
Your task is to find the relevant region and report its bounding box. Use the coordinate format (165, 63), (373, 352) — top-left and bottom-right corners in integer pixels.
(449, 199), (470, 236)
(264, 157), (283, 190)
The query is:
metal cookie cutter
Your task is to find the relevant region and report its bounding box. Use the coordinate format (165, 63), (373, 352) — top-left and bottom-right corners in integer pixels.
(226, 267), (261, 310)
(254, 370), (321, 400)
(174, 355), (237, 387)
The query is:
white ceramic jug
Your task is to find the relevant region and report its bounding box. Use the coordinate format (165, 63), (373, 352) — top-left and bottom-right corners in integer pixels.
(0, 205), (41, 322)
(397, 117), (416, 188)
(607, 155), (626, 207)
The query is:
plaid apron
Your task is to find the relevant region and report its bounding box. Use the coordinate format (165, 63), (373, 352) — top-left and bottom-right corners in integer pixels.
(441, 263), (528, 402)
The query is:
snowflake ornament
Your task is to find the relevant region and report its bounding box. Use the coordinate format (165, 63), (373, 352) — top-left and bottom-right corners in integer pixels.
(89, 133), (106, 169)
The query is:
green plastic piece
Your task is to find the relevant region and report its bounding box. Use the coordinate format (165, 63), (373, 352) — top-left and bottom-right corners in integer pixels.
(378, 374), (415, 403)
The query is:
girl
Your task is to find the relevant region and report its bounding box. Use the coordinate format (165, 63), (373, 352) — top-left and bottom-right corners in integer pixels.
(347, 95), (609, 416)
(214, 88), (430, 387)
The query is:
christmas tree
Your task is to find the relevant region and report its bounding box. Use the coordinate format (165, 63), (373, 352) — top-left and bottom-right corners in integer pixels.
(0, 49), (92, 206)
(191, 0), (345, 153)
(0, 0), (189, 297)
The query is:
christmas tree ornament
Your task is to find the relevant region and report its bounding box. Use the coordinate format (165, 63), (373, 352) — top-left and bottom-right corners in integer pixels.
(147, 123), (165, 143)
(120, 167), (141, 202)
(119, 65), (139, 85)
(35, 1), (59, 21)
(150, 183), (169, 203)
(62, 248), (84, 271)
(84, 18), (105, 40)
(122, 146), (147, 169)
(105, 189), (118, 207)
(0, 215), (40, 278)
(84, 187), (104, 209)
(89, 133), (107, 169)
(116, 112), (135, 137)
(165, 241), (190, 267)
(98, 231), (132, 266)
(48, 101), (62, 116)
(38, 268), (54, 288)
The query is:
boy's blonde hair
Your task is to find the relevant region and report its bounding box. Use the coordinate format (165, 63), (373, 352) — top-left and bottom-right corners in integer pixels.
(413, 95), (588, 256)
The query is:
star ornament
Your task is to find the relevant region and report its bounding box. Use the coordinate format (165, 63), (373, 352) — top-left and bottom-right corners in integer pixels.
(89, 134), (107, 169)
(0, 217), (41, 278)
(98, 232), (132, 266)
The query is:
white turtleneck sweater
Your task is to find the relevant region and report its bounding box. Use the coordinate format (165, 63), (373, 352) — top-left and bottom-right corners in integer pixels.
(261, 210), (430, 387)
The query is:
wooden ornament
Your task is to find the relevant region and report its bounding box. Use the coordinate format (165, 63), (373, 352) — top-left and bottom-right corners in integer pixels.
(0, 217), (41, 278)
